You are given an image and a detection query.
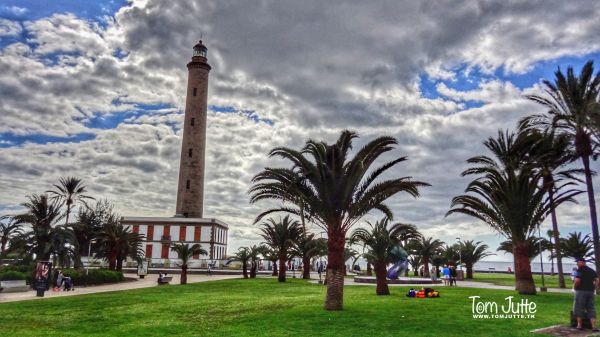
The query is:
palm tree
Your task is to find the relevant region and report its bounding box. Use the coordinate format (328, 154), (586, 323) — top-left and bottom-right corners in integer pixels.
(292, 233), (326, 279)
(248, 245), (261, 278)
(350, 218), (407, 295)
(96, 222), (145, 271)
(561, 232), (595, 262)
(257, 244), (279, 276)
(250, 130), (429, 310)
(389, 223), (421, 277)
(259, 216), (302, 282)
(71, 200), (117, 269)
(458, 240), (494, 279)
(447, 130), (579, 294)
(407, 254), (422, 276)
(497, 237), (549, 261)
(521, 61), (600, 274)
(47, 177), (94, 227)
(171, 243), (207, 284)
(233, 247), (251, 279)
(409, 236), (444, 278)
(344, 246), (360, 274)
(0, 216), (22, 257)
(523, 128), (583, 288)
(546, 230), (556, 276)
(14, 194), (64, 261)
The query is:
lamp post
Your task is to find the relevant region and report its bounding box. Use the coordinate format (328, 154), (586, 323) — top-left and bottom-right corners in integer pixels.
(538, 225), (547, 292)
(319, 231), (326, 284)
(86, 239), (96, 287)
(456, 237), (462, 271)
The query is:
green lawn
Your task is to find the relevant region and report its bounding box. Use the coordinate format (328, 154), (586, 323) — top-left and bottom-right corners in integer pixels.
(0, 278), (579, 336)
(470, 273), (573, 289)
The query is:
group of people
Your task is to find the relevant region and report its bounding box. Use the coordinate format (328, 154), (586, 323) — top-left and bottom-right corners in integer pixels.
(428, 265), (458, 286)
(53, 270), (74, 291)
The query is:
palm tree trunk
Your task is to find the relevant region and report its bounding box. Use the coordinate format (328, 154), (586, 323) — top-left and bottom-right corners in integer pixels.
(302, 256), (311, 279)
(108, 250), (117, 271)
(278, 253), (286, 282)
(413, 267), (418, 276)
(250, 260), (257, 278)
(581, 155), (600, 281)
(466, 263), (473, 279)
(1, 237), (7, 256)
(514, 242), (536, 295)
(64, 204), (71, 226)
(366, 263), (372, 276)
(271, 259), (278, 276)
(116, 255), (123, 271)
(423, 257), (430, 277)
(242, 261), (248, 278)
(325, 229), (345, 310)
(549, 190), (565, 287)
(181, 265), (188, 285)
(374, 261), (389, 295)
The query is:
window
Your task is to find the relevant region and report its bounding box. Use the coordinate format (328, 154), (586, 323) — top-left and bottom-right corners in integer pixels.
(188, 148), (193, 157)
(147, 225), (154, 241)
(161, 244), (169, 259)
(179, 226), (186, 241)
(146, 244), (153, 258)
(191, 118), (195, 126)
(186, 180), (190, 189)
(193, 88), (197, 96)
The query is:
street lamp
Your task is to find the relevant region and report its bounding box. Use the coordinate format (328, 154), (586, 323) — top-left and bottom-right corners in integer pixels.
(456, 237), (462, 271)
(538, 225), (547, 292)
(86, 239), (97, 287)
(318, 231), (326, 284)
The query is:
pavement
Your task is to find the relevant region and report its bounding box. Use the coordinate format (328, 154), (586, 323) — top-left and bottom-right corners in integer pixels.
(0, 273), (239, 303)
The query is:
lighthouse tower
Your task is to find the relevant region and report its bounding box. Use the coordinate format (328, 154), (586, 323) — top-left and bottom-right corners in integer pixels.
(175, 40), (211, 218)
(121, 41), (228, 264)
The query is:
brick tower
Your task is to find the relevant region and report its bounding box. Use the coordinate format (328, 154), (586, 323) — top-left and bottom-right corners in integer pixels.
(175, 40), (211, 218)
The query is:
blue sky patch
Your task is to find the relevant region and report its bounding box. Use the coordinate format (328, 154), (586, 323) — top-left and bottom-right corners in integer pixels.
(0, 132), (96, 148)
(0, 0), (127, 23)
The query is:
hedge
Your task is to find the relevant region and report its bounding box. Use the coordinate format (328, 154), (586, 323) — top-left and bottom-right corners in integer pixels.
(0, 271), (27, 281)
(60, 269), (124, 286)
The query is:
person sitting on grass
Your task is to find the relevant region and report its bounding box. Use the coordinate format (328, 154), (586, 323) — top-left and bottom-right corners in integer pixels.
(573, 258), (599, 332)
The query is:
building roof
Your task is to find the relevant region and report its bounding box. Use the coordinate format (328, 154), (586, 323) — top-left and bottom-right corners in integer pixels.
(121, 216), (229, 229)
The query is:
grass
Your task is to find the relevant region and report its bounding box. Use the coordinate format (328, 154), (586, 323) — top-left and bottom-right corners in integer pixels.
(469, 273), (573, 289)
(0, 278), (578, 336)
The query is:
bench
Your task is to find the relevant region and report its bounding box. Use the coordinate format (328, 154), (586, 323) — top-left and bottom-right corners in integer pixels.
(157, 276), (172, 285)
(0, 280), (29, 293)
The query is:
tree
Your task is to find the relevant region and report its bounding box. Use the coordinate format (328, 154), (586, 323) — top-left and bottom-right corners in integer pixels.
(259, 216), (302, 282)
(497, 237), (549, 261)
(171, 243), (207, 284)
(96, 222), (144, 271)
(458, 240), (494, 279)
(233, 247), (251, 279)
(447, 130), (579, 294)
(389, 222), (421, 276)
(13, 194), (64, 261)
(257, 244), (279, 276)
(523, 127), (583, 288)
(344, 246), (360, 274)
(248, 245), (261, 278)
(409, 236), (444, 278)
(292, 233), (326, 279)
(522, 61), (600, 275)
(350, 218), (406, 295)
(71, 200), (117, 269)
(47, 177), (94, 227)
(250, 130), (429, 310)
(407, 254), (422, 277)
(0, 216), (22, 257)
(560, 232), (595, 262)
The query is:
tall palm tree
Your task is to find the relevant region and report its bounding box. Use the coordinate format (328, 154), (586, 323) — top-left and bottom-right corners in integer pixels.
(407, 254), (422, 277)
(447, 130), (579, 294)
(233, 247), (251, 279)
(71, 200), (117, 269)
(409, 236), (444, 277)
(458, 240), (494, 279)
(521, 61), (600, 274)
(523, 127), (583, 288)
(546, 230), (556, 276)
(350, 218), (406, 295)
(259, 216), (302, 282)
(292, 233), (326, 279)
(561, 232), (595, 262)
(13, 194), (64, 261)
(0, 216), (22, 257)
(47, 177), (94, 227)
(250, 130), (429, 310)
(171, 243), (207, 284)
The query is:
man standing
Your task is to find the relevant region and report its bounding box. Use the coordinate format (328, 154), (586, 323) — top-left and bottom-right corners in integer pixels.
(573, 258), (599, 331)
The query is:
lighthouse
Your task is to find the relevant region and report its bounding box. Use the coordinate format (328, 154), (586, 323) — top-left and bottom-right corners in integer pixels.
(122, 41), (228, 265)
(175, 41), (211, 218)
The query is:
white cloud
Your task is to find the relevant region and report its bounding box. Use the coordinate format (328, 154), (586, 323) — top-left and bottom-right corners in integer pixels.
(0, 18), (21, 36)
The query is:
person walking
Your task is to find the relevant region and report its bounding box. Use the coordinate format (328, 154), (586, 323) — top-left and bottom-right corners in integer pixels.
(442, 265), (450, 286)
(450, 266), (457, 286)
(573, 258), (599, 331)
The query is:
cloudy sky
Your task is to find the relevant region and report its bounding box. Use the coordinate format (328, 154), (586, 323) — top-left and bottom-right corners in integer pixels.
(1, 0), (600, 260)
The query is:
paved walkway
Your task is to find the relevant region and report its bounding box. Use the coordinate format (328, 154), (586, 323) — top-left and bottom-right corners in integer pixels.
(0, 273), (239, 303)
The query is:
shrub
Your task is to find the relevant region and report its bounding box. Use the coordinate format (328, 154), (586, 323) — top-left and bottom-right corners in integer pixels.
(60, 269), (124, 286)
(0, 271), (27, 281)
(0, 264), (33, 274)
